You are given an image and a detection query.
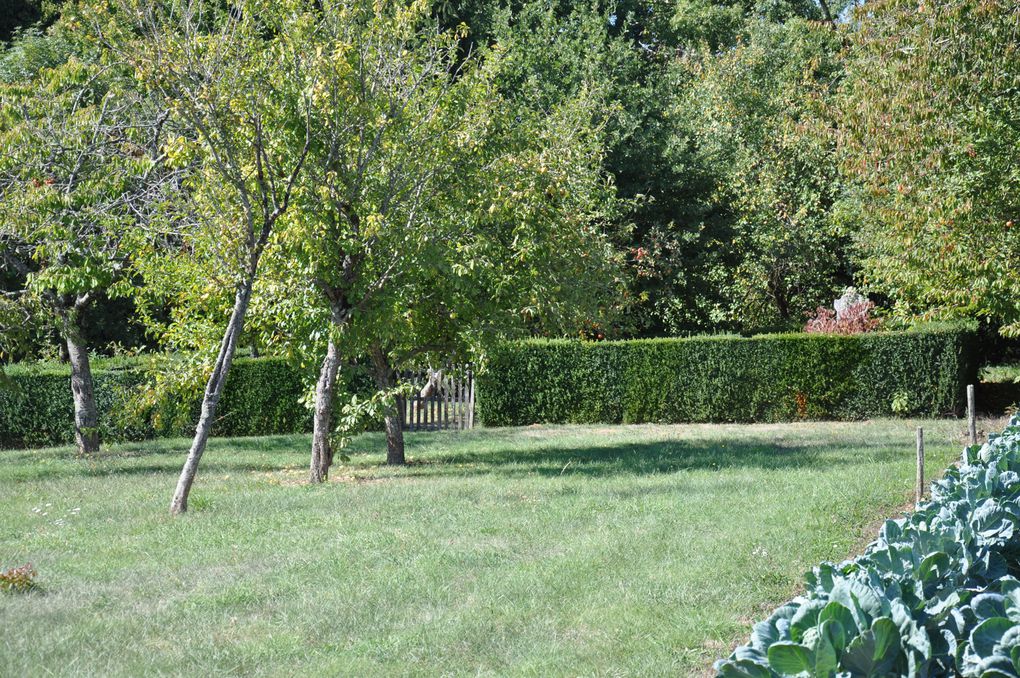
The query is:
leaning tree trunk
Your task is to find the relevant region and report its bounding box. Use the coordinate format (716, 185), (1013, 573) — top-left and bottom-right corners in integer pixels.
(64, 328), (99, 456)
(170, 283), (254, 515)
(370, 345), (405, 465)
(309, 337), (341, 483)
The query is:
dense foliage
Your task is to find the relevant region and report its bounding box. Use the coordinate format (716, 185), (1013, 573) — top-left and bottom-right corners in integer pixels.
(715, 415), (1020, 677)
(1, 1), (1017, 458)
(0, 0), (1016, 355)
(0, 357), (373, 448)
(837, 0), (1020, 337)
(477, 327), (978, 426)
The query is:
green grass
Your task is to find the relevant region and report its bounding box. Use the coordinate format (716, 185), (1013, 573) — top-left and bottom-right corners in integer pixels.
(0, 419), (990, 676)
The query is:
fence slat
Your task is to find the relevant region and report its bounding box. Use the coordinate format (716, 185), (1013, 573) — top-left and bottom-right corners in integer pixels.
(456, 371), (463, 430)
(443, 372), (450, 430)
(394, 363), (474, 433)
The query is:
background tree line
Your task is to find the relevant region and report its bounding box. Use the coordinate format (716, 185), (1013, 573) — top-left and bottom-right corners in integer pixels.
(5, 0), (1017, 351)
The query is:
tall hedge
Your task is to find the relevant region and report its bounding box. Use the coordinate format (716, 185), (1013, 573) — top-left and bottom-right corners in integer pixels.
(0, 357), (373, 449)
(477, 328), (978, 426)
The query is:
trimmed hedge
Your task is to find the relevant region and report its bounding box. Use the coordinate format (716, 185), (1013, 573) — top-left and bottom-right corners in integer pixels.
(477, 327), (979, 426)
(0, 357), (373, 449)
(715, 415), (1020, 677)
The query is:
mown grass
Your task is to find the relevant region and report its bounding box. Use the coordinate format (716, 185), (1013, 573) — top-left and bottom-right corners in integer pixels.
(0, 419), (991, 676)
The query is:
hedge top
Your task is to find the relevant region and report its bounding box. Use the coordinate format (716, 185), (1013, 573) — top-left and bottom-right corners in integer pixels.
(477, 325), (978, 426)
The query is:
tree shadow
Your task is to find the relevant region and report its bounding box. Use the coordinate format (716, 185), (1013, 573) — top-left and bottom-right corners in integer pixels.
(2, 426), (919, 484)
(375, 430), (913, 480)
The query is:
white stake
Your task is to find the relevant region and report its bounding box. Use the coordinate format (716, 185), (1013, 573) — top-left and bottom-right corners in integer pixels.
(916, 427), (925, 506)
(967, 384), (977, 446)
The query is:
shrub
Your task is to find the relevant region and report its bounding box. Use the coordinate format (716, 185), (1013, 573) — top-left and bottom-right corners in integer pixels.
(804, 300), (880, 334)
(714, 415), (1020, 677)
(0, 563), (37, 593)
(0, 362), (148, 448)
(477, 326), (978, 426)
(0, 357), (376, 448)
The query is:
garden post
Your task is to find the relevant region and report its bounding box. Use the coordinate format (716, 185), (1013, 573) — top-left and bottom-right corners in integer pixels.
(916, 427), (924, 505)
(967, 384), (977, 446)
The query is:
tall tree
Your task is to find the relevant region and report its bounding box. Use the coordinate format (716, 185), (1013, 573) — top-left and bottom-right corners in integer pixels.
(474, 0), (849, 337)
(837, 0), (1020, 335)
(672, 17), (849, 332)
(0, 23), (168, 454)
(111, 0), (314, 513)
(249, 0), (621, 480)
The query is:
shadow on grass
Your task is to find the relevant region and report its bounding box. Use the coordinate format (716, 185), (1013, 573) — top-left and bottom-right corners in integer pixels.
(388, 438), (907, 481)
(3, 427), (918, 484)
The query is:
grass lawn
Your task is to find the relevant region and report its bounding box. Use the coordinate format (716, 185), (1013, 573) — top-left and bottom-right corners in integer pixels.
(0, 418), (994, 676)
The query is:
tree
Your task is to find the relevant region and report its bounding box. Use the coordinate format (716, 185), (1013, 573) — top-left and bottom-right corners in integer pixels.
(0, 24), (168, 454)
(111, 0), (314, 513)
(837, 0), (1020, 335)
(246, 0), (621, 481)
(350, 89), (622, 469)
(672, 18), (850, 332)
(469, 0), (851, 337)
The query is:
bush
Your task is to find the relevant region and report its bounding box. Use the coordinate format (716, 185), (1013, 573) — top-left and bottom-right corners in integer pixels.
(0, 357), (375, 448)
(0, 563), (37, 593)
(714, 415), (1020, 677)
(477, 327), (978, 426)
(804, 300), (880, 334)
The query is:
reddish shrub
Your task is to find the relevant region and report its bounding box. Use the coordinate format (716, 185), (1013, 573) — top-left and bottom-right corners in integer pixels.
(804, 301), (880, 335)
(0, 563), (37, 593)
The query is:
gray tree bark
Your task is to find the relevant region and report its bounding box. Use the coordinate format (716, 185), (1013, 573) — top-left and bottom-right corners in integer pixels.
(370, 345), (405, 465)
(65, 326), (99, 456)
(309, 337), (341, 483)
(170, 282), (253, 515)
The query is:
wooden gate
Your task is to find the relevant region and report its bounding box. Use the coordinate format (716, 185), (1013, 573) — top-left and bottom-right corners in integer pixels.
(396, 364), (475, 431)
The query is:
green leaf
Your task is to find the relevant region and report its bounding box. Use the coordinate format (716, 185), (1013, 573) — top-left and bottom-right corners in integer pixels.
(840, 617), (900, 677)
(716, 659), (772, 678)
(917, 551), (950, 584)
(973, 594), (1008, 621)
(871, 618), (899, 663)
(814, 620), (841, 677)
(819, 601), (858, 642)
(791, 600), (826, 642)
(972, 618), (1015, 657)
(767, 641), (814, 676)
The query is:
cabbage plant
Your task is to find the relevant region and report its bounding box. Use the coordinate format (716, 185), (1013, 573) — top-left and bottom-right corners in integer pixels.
(716, 416), (1020, 678)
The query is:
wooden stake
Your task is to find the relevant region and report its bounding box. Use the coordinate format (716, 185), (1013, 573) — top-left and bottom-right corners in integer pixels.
(916, 427), (925, 506)
(468, 367), (475, 430)
(967, 384), (977, 446)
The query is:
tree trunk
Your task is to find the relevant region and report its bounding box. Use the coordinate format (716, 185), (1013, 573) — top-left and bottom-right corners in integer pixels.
(57, 332), (70, 363)
(817, 0), (835, 25)
(309, 337), (340, 483)
(370, 345), (405, 465)
(65, 330), (99, 456)
(383, 405), (405, 465)
(170, 282), (253, 515)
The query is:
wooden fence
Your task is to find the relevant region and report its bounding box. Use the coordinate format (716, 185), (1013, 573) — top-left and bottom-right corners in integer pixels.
(396, 364), (475, 431)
